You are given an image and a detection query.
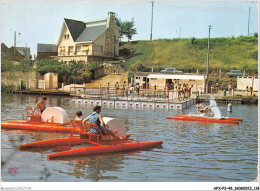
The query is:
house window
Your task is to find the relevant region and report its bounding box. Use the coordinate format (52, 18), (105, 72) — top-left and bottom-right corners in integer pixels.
(76, 46), (81, 52)
(93, 45), (102, 52)
(68, 46), (74, 55)
(59, 46), (65, 56)
(135, 77), (141, 80)
(76, 46), (81, 55)
(64, 34), (69, 39)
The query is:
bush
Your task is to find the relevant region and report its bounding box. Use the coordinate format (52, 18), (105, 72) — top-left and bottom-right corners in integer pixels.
(250, 51), (258, 60)
(1, 84), (13, 93)
(1, 58), (34, 72)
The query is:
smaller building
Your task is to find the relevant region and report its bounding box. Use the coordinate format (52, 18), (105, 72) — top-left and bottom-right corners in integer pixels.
(133, 72), (150, 88)
(38, 72), (58, 89)
(237, 76), (258, 91)
(147, 73), (207, 93)
(37, 43), (58, 60)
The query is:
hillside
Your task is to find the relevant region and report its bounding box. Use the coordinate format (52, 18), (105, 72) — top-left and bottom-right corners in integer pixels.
(85, 74), (128, 87)
(120, 36), (258, 73)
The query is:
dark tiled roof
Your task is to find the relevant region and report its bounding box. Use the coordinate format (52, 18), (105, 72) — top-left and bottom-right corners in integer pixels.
(75, 25), (107, 42)
(16, 47), (30, 55)
(37, 43), (58, 53)
(64, 18), (86, 41)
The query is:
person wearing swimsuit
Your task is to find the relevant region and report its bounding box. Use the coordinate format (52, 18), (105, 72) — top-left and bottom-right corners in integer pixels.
(82, 105), (121, 140)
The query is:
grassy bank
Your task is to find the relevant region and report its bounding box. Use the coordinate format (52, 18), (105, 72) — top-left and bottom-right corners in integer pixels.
(120, 36), (258, 73)
(1, 84), (13, 93)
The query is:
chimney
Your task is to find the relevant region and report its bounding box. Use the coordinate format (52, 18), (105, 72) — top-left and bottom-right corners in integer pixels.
(106, 12), (115, 28)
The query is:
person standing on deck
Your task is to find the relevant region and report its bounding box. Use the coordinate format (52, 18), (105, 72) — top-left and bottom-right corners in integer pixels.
(82, 105), (121, 140)
(114, 82), (119, 96)
(246, 86), (249, 96)
(33, 97), (47, 114)
(250, 87), (253, 96)
(106, 83), (110, 97)
(228, 84), (232, 96)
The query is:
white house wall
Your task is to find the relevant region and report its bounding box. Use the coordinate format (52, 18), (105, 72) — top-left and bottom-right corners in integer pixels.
(237, 76), (258, 91)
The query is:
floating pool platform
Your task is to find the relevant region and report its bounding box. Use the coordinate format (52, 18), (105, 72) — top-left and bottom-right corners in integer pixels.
(70, 97), (196, 110)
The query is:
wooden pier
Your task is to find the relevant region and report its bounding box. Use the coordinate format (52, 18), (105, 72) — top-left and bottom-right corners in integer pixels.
(13, 90), (70, 96)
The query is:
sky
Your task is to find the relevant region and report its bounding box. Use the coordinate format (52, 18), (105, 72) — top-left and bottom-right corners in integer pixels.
(1, 0), (259, 56)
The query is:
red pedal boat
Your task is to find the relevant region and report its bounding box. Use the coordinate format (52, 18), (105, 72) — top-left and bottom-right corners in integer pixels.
(1, 106), (130, 139)
(18, 131), (162, 160)
(167, 114), (242, 124)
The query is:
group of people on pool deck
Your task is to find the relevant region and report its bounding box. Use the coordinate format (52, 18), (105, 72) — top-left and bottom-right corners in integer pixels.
(33, 97), (121, 140)
(195, 100), (213, 116)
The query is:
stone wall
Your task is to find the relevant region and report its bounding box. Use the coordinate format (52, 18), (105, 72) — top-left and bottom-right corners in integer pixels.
(1, 71), (40, 86)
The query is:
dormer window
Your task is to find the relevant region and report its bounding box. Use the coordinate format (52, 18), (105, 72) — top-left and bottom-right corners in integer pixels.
(64, 34), (69, 39)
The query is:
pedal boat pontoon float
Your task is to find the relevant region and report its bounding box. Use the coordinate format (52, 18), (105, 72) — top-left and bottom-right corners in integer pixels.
(167, 114), (242, 124)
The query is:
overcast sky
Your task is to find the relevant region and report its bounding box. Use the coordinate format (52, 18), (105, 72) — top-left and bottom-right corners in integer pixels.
(1, 0), (258, 56)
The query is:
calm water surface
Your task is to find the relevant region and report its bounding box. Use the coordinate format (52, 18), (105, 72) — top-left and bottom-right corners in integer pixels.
(1, 94), (258, 182)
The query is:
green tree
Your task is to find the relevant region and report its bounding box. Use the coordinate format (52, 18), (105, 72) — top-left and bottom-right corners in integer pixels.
(115, 16), (124, 41)
(191, 37), (196, 44)
(123, 18), (137, 42)
(36, 59), (71, 84)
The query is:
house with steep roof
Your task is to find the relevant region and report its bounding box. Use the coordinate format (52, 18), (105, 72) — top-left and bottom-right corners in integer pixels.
(1, 43), (24, 61)
(57, 12), (119, 64)
(37, 43), (58, 60)
(16, 47), (31, 59)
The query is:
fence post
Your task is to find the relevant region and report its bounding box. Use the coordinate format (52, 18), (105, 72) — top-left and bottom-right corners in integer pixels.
(26, 81), (28, 90)
(168, 89), (170, 103)
(28, 79), (31, 89)
(100, 85), (102, 100)
(43, 82), (46, 90)
(20, 79), (22, 90)
(154, 89), (155, 103)
(62, 83), (64, 90)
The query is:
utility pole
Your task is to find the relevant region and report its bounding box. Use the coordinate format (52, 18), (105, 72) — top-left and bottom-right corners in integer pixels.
(25, 42), (27, 59)
(150, 1), (154, 41)
(14, 31), (16, 55)
(206, 25), (212, 76)
(206, 25), (212, 93)
(248, 7), (251, 36)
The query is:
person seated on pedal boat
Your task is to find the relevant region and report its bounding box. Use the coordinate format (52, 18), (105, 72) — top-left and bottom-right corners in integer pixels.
(82, 105), (121, 140)
(195, 100), (205, 113)
(195, 100), (214, 117)
(75, 111), (83, 121)
(33, 96), (47, 114)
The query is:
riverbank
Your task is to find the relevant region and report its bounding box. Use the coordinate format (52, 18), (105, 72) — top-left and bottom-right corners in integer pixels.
(13, 89), (70, 96)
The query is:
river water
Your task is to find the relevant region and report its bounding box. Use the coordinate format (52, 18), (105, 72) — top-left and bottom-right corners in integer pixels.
(1, 94), (258, 182)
